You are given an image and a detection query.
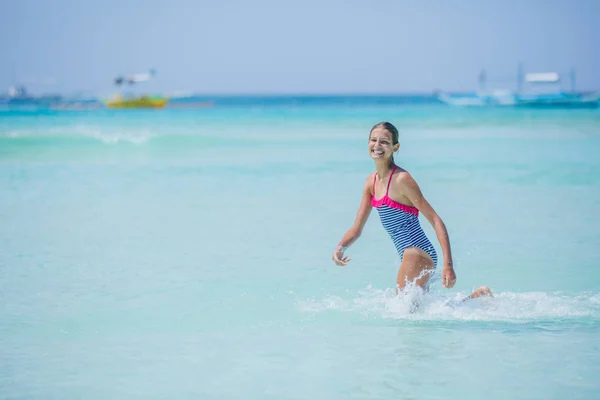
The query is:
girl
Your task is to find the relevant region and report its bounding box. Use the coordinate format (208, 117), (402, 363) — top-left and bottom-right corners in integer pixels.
(332, 122), (491, 299)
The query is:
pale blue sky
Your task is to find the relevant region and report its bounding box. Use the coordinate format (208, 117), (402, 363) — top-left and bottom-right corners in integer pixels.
(1, 0), (598, 95)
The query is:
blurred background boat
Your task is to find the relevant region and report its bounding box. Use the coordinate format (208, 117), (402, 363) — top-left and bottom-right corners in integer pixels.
(0, 84), (63, 107)
(104, 68), (169, 109)
(104, 94), (168, 109)
(437, 64), (600, 108)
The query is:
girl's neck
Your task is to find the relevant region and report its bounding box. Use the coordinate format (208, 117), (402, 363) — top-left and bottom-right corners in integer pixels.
(374, 159), (396, 180)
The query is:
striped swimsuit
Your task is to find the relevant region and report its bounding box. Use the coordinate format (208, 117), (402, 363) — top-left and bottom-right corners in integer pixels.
(371, 166), (438, 266)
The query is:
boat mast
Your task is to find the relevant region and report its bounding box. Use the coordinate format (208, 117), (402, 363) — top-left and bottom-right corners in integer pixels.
(478, 68), (486, 93)
(517, 63), (523, 94)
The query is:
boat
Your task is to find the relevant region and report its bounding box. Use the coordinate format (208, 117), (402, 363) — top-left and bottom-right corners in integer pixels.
(105, 94), (169, 109)
(437, 66), (600, 109)
(0, 84), (63, 107)
(104, 68), (169, 109)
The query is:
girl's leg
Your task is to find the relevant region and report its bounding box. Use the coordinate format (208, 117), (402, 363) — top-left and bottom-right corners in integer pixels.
(398, 247), (493, 299)
(463, 286), (493, 300)
(397, 246), (435, 291)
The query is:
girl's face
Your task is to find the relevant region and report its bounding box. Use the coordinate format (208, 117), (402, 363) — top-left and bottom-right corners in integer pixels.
(369, 128), (398, 161)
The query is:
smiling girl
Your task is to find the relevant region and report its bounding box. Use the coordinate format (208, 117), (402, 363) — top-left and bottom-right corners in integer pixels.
(332, 122), (491, 299)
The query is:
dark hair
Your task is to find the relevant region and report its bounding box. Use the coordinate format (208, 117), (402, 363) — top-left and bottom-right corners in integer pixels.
(370, 122), (399, 145)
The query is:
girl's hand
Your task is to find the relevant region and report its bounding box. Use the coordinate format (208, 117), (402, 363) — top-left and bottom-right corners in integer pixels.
(442, 266), (456, 288)
(332, 245), (351, 267)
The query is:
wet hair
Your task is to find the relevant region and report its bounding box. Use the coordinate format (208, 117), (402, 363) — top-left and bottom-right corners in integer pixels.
(370, 122), (399, 145)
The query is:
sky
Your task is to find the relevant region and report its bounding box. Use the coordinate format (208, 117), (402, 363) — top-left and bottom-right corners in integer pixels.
(1, 0), (599, 96)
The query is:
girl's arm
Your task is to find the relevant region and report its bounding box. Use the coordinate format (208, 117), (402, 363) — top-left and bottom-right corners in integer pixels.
(332, 174), (374, 266)
(397, 173), (457, 287)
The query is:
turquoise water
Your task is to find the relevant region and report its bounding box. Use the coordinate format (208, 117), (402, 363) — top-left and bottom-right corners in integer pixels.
(1, 102), (600, 399)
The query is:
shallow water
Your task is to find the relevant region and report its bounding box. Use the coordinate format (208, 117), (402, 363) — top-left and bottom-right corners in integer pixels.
(1, 102), (599, 398)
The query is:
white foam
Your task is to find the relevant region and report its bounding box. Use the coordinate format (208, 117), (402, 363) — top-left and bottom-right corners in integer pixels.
(0, 125), (156, 144)
(71, 125), (154, 144)
(297, 284), (600, 322)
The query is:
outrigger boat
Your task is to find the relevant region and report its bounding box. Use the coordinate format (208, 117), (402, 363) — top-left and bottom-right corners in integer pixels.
(104, 69), (169, 109)
(437, 65), (599, 109)
(105, 94), (168, 109)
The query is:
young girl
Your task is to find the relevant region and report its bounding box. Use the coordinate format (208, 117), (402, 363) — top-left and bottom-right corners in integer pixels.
(332, 122), (491, 299)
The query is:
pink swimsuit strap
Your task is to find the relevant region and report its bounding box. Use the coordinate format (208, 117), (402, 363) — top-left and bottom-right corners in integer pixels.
(370, 166), (419, 216)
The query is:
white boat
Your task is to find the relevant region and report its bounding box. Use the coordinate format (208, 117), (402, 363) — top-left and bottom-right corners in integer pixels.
(437, 66), (599, 109)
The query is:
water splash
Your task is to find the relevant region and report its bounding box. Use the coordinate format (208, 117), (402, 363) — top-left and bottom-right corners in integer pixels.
(297, 284), (600, 323)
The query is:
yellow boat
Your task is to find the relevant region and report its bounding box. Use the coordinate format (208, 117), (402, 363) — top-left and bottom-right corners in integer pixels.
(105, 95), (169, 109)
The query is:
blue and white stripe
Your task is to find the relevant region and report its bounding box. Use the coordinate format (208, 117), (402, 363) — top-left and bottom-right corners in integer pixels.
(375, 205), (438, 266)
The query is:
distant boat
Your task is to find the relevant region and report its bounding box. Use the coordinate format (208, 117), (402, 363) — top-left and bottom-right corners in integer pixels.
(104, 68), (168, 109)
(105, 94), (169, 109)
(0, 84), (62, 106)
(437, 66), (600, 109)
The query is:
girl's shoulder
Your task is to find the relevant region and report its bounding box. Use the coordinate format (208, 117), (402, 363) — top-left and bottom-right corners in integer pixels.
(392, 167), (419, 188)
(364, 172), (377, 195)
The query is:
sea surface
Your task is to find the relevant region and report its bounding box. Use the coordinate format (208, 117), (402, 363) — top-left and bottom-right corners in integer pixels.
(1, 97), (599, 399)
